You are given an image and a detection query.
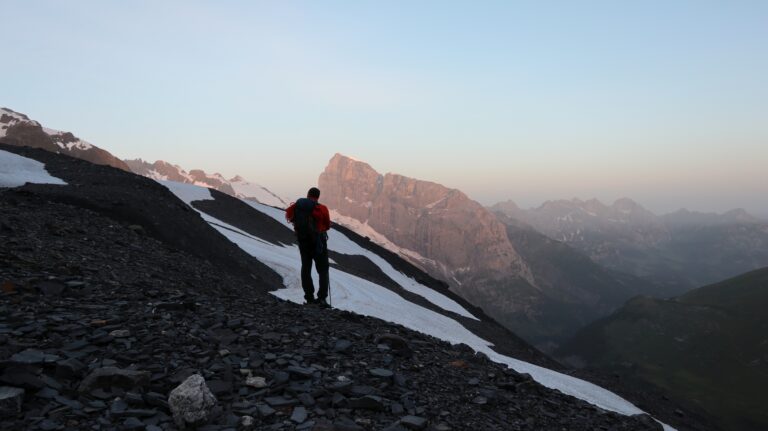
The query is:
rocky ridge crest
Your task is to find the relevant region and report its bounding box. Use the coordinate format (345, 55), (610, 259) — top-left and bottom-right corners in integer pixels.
(0, 107), (130, 171)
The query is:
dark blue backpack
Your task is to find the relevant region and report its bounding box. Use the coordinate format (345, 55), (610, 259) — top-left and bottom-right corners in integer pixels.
(293, 198), (318, 242)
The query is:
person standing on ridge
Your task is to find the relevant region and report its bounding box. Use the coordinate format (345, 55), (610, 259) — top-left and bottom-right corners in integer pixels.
(285, 187), (331, 307)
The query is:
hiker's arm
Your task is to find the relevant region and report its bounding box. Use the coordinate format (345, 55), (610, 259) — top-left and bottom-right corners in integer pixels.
(285, 202), (296, 223)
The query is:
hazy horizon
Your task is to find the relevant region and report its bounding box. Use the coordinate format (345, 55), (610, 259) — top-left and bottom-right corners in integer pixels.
(2, 1), (766, 215)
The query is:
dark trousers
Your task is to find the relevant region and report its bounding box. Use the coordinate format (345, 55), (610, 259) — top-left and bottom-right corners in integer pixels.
(298, 238), (329, 301)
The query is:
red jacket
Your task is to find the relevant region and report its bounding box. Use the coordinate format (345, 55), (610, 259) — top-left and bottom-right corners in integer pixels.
(285, 198), (331, 233)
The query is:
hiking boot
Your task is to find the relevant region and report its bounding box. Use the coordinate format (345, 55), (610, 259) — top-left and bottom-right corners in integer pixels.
(304, 298), (316, 305)
(315, 298), (330, 309)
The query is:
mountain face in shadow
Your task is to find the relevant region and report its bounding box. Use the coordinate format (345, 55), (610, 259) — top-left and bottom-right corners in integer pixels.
(558, 267), (768, 431)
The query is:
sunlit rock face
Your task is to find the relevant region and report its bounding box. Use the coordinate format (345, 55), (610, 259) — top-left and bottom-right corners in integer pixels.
(319, 153), (532, 284)
(0, 107), (130, 171)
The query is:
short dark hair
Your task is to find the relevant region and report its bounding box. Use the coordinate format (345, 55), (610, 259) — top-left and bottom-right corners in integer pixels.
(307, 187), (321, 199)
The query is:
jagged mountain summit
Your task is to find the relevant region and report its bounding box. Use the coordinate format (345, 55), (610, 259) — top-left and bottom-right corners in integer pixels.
(318, 154), (661, 348)
(0, 143), (687, 430)
(124, 158), (287, 208)
(318, 153), (533, 284)
(0, 107), (130, 171)
(492, 198), (768, 289)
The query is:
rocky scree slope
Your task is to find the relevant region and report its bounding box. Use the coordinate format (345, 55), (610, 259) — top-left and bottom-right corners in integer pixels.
(0, 149), (668, 430)
(0, 143), (280, 286)
(0, 107), (130, 171)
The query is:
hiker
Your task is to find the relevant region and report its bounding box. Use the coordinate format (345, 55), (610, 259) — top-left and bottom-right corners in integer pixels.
(285, 187), (331, 307)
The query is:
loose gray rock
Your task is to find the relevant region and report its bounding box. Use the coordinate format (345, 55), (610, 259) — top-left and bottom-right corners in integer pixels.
(239, 415), (255, 430)
(109, 329), (131, 338)
(400, 415), (428, 430)
(10, 349), (60, 365)
(369, 368), (394, 378)
(122, 416), (144, 430)
(290, 406), (308, 423)
(168, 374), (217, 429)
(375, 334), (412, 356)
(333, 339), (352, 353)
(0, 386), (25, 415)
(348, 395), (385, 411)
(297, 392), (315, 407)
(78, 367), (150, 392)
(333, 417), (365, 431)
(245, 375), (267, 388)
(55, 357), (86, 380)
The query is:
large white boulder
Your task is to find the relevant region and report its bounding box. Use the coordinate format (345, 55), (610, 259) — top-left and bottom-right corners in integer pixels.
(168, 374), (217, 428)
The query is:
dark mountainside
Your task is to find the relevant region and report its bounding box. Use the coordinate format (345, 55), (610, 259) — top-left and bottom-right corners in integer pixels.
(491, 213), (666, 351)
(318, 154), (667, 349)
(0, 146), (686, 430)
(558, 267), (768, 431)
(0, 108), (130, 172)
(492, 199), (768, 291)
(0, 143), (280, 286)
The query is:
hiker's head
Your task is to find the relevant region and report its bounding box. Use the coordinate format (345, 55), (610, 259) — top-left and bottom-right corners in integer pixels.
(307, 187), (321, 200)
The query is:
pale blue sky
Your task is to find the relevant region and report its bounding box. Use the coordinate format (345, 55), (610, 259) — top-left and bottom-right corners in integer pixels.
(2, 1), (767, 214)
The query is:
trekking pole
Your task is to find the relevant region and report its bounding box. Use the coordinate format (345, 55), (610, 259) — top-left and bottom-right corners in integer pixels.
(326, 232), (332, 308)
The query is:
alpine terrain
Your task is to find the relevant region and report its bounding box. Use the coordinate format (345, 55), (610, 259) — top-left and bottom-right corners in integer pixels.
(0, 114), (700, 430)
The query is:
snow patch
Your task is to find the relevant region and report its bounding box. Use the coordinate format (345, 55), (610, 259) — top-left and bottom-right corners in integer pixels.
(425, 196), (447, 209)
(1, 108), (27, 138)
(230, 178), (287, 208)
(160, 180), (214, 204)
(0, 150), (67, 188)
(330, 211), (440, 271)
(146, 169), (169, 181)
(0, 108), (28, 122)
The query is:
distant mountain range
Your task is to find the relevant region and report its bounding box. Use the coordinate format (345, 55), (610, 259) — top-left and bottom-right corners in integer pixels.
(318, 154), (664, 349)
(492, 198), (768, 290)
(558, 266), (768, 431)
(124, 159), (287, 208)
(0, 107), (286, 208)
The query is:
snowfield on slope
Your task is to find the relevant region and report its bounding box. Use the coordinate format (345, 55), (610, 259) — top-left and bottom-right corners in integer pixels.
(161, 180), (674, 431)
(330, 210), (441, 272)
(0, 150), (67, 188)
(230, 177), (287, 208)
